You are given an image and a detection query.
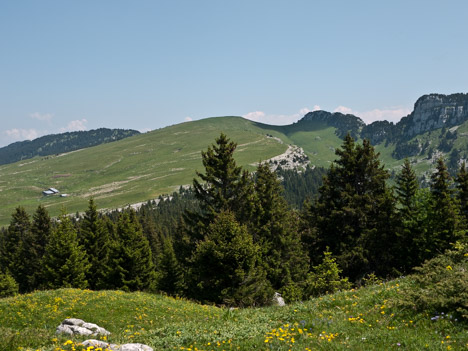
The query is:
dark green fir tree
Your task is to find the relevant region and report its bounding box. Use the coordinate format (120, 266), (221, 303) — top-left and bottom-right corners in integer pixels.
(42, 211), (89, 289)
(157, 238), (184, 295)
(188, 211), (271, 306)
(188, 133), (253, 235)
(28, 205), (52, 290)
(252, 163), (309, 295)
(394, 159), (424, 271)
(456, 161), (468, 224)
(307, 134), (397, 280)
(110, 210), (156, 292)
(2, 207), (31, 293)
(428, 158), (463, 256)
(79, 198), (111, 290)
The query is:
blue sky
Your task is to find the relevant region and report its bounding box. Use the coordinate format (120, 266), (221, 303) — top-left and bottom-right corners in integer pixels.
(1, 0), (467, 147)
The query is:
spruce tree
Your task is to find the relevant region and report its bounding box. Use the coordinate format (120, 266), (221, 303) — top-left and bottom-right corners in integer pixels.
(252, 163), (309, 292)
(456, 161), (468, 223)
(428, 158), (462, 256)
(188, 211), (271, 306)
(2, 207), (31, 292)
(79, 198), (111, 290)
(42, 211), (89, 289)
(394, 159), (423, 271)
(138, 205), (163, 267)
(188, 133), (252, 234)
(157, 238), (184, 295)
(396, 159), (419, 218)
(28, 205), (51, 290)
(110, 210), (156, 292)
(309, 134), (397, 280)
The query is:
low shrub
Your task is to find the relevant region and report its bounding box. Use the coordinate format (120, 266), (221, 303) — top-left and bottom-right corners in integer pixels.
(396, 241), (468, 320)
(0, 271), (18, 298)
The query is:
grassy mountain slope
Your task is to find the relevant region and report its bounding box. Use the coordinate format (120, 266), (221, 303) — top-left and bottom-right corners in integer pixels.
(3, 111), (468, 226)
(2, 278), (467, 350)
(0, 117), (287, 225)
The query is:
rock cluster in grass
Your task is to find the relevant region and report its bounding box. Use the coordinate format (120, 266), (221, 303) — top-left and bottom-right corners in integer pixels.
(56, 318), (111, 336)
(82, 339), (153, 351)
(56, 319), (154, 351)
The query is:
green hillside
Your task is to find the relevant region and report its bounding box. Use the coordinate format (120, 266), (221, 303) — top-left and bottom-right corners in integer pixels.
(3, 110), (468, 227)
(2, 278), (467, 350)
(0, 117), (288, 226)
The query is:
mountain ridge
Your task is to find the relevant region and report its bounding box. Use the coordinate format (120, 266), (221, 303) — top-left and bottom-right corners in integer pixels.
(1, 92), (468, 225)
(0, 128), (140, 165)
(297, 93), (468, 145)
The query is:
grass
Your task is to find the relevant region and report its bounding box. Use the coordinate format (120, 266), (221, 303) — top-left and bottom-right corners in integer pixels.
(0, 117), (288, 226)
(3, 114), (468, 227)
(1, 278), (467, 350)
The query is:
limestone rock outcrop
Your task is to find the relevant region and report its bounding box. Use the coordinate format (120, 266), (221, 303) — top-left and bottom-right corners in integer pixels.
(404, 93), (468, 137)
(56, 318), (111, 336)
(82, 339), (153, 351)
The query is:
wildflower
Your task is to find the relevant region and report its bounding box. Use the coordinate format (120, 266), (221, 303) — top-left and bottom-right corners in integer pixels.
(446, 265), (453, 270)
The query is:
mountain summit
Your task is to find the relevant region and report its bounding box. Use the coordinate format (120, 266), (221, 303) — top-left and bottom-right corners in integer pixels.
(400, 93), (468, 138)
(298, 93), (468, 147)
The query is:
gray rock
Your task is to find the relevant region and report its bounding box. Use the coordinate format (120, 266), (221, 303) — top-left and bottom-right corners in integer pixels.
(62, 318), (86, 325)
(273, 292), (285, 307)
(82, 340), (117, 349)
(119, 343), (153, 351)
(81, 340), (153, 351)
(56, 318), (110, 336)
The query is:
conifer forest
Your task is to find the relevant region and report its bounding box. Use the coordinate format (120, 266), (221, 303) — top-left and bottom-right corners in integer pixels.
(1, 133), (467, 309)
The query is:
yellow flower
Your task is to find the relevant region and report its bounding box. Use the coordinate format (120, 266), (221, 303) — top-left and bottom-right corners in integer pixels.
(446, 265), (453, 270)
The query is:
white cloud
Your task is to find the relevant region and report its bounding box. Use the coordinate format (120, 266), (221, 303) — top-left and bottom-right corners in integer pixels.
(184, 117), (193, 122)
(243, 105), (411, 125)
(5, 128), (40, 142)
(333, 106), (411, 124)
(358, 108), (412, 124)
(60, 119), (88, 132)
(334, 106), (353, 114)
(243, 111), (266, 122)
(243, 107), (316, 125)
(30, 112), (53, 123)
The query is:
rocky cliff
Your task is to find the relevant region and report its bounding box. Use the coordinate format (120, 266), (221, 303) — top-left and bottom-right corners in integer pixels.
(297, 93), (468, 146)
(400, 93), (468, 138)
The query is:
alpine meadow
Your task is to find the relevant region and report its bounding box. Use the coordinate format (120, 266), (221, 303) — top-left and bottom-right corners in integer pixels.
(1, 93), (468, 350)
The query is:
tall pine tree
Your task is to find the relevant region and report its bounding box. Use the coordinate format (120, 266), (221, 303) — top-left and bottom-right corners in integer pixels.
(2, 207), (31, 292)
(79, 198), (111, 290)
(188, 133), (253, 234)
(456, 161), (468, 224)
(42, 211), (89, 289)
(394, 159), (424, 272)
(307, 134), (397, 280)
(188, 210), (271, 306)
(252, 163), (309, 294)
(27, 205), (52, 290)
(157, 238), (184, 295)
(110, 210), (156, 292)
(428, 158), (463, 256)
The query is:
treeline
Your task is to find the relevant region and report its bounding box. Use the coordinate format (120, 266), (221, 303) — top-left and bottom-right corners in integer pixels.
(277, 166), (327, 209)
(0, 128), (140, 165)
(0, 133), (467, 306)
